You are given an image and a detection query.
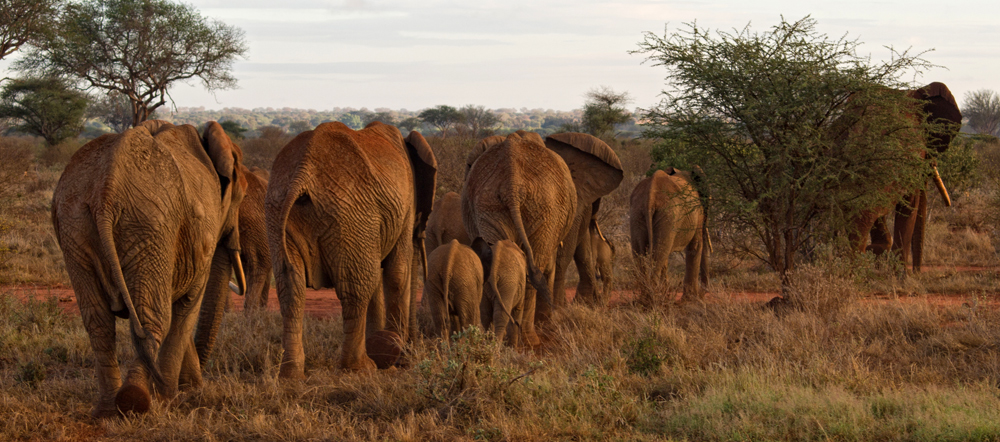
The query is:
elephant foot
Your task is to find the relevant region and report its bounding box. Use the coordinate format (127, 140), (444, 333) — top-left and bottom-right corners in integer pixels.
(278, 362), (307, 381)
(91, 401), (123, 419)
(365, 330), (403, 369)
(340, 355), (378, 372)
(115, 383), (151, 415)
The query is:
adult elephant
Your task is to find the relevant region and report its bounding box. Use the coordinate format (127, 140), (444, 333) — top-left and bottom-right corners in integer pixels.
(193, 165), (271, 366)
(630, 167), (709, 301)
(51, 120), (247, 418)
(849, 82), (962, 272)
(266, 121), (436, 376)
(544, 133), (623, 309)
(463, 131), (577, 347)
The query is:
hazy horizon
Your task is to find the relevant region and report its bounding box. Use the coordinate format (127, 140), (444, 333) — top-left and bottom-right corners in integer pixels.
(3, 0), (998, 112)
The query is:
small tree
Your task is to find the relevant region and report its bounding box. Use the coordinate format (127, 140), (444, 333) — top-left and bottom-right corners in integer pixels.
(418, 105), (462, 136)
(634, 17), (933, 287)
(581, 86), (632, 138)
(219, 120), (247, 139)
(362, 111), (396, 127)
(398, 116), (422, 133)
(962, 89), (1000, 136)
(0, 76), (88, 146)
(458, 105), (502, 139)
(0, 0), (60, 64)
(16, 0), (248, 126)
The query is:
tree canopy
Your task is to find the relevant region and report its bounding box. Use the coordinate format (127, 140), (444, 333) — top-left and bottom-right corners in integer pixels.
(16, 0), (248, 127)
(418, 105), (462, 136)
(635, 16), (935, 285)
(962, 89), (1000, 137)
(581, 86), (632, 139)
(0, 76), (88, 146)
(0, 0), (60, 64)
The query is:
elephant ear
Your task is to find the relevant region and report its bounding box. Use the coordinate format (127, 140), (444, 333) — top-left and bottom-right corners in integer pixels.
(908, 82), (963, 153)
(466, 135), (505, 174)
(405, 131), (438, 233)
(202, 121), (241, 197)
(544, 132), (624, 205)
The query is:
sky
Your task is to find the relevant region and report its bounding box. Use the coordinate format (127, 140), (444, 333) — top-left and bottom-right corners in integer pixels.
(5, 0), (1000, 112)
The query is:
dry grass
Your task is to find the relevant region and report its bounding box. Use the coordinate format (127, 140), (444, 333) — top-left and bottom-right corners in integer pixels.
(3, 271), (1000, 441)
(4, 133), (1000, 440)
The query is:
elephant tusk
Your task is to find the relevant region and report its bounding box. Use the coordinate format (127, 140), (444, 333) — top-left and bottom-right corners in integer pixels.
(932, 166), (951, 207)
(229, 281), (240, 294)
(706, 227), (714, 254)
(231, 249), (247, 296)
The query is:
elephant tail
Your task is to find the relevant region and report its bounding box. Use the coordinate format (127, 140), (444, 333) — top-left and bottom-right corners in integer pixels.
(270, 177), (306, 280)
(442, 241), (456, 331)
(95, 210), (165, 387)
(508, 199), (550, 308)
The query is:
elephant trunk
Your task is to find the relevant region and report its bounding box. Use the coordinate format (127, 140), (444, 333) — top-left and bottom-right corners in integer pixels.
(932, 165), (951, 207)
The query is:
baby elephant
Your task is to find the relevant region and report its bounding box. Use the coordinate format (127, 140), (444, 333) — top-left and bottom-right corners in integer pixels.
(425, 239), (484, 338)
(590, 220), (615, 301)
(473, 238), (526, 346)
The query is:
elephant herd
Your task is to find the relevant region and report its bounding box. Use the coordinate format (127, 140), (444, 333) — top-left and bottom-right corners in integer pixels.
(50, 82), (961, 419)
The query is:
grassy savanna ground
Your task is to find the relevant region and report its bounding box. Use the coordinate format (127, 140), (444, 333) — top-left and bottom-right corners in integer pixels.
(2, 134), (1000, 440)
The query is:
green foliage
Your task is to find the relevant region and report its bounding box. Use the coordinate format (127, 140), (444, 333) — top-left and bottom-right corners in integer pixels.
(0, 0), (60, 62)
(219, 120), (248, 139)
(16, 0), (248, 126)
(0, 77), (88, 146)
(87, 91), (133, 133)
(398, 116), (422, 133)
(937, 135), (982, 195)
(458, 104), (502, 138)
(581, 86), (632, 139)
(419, 105), (463, 136)
(625, 333), (665, 376)
(635, 16), (933, 281)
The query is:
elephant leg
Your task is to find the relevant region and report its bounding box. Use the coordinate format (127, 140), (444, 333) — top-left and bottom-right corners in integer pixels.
(194, 247), (232, 364)
(508, 301), (524, 347)
(551, 243), (575, 308)
(521, 285), (540, 347)
(427, 281), (448, 339)
(867, 215), (892, 255)
(160, 283), (209, 397)
(912, 190), (928, 272)
(71, 266), (123, 418)
(893, 194), (920, 267)
(381, 234), (413, 341)
(492, 298), (513, 345)
(681, 235), (704, 302)
(277, 251), (310, 379)
(849, 211), (879, 253)
(480, 295), (494, 336)
(572, 229), (600, 306)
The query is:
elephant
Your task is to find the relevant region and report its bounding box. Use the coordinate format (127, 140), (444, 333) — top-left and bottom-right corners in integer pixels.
(193, 165), (271, 366)
(266, 121), (436, 376)
(424, 239), (483, 338)
(590, 219), (615, 301)
(51, 120), (247, 418)
(630, 167), (709, 301)
(473, 238), (526, 346)
(237, 166), (272, 313)
(543, 134), (623, 310)
(425, 191), (470, 253)
(848, 82), (962, 272)
(463, 131), (576, 347)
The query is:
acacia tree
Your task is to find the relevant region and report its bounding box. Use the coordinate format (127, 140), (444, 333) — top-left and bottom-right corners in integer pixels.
(418, 105), (462, 136)
(962, 89), (1000, 136)
(16, 0), (247, 126)
(0, 0), (60, 65)
(634, 17), (934, 287)
(581, 86), (632, 139)
(0, 76), (88, 146)
(458, 104), (501, 139)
